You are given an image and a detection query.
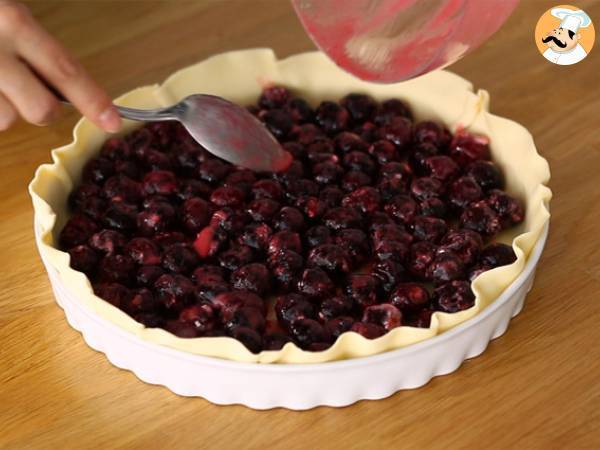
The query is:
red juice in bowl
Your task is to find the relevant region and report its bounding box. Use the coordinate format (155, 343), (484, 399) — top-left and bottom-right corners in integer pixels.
(292, 0), (519, 83)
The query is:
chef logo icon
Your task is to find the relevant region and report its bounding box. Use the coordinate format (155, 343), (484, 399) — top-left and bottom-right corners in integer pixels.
(535, 5), (595, 65)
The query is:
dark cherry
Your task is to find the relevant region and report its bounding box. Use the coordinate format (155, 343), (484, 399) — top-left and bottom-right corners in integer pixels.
(133, 312), (165, 328)
(306, 140), (337, 164)
(438, 229), (483, 266)
(410, 142), (440, 175)
(137, 203), (176, 236)
(162, 243), (199, 274)
(374, 98), (413, 125)
(449, 131), (491, 166)
(465, 160), (503, 191)
(209, 207), (248, 234)
(374, 240), (410, 264)
(102, 175), (142, 204)
(334, 131), (369, 153)
(486, 189), (525, 228)
(319, 185), (344, 206)
(261, 109), (293, 139)
(419, 197), (448, 218)
(468, 264), (493, 282)
(408, 241), (437, 280)
(343, 151), (376, 175)
(247, 198), (281, 222)
(409, 309), (434, 328)
(273, 206), (305, 232)
(179, 304), (215, 335)
(125, 237), (162, 266)
(376, 116), (412, 150)
(315, 101), (350, 135)
(479, 243), (517, 267)
(153, 231), (186, 249)
(142, 170), (178, 196)
(306, 225), (333, 248)
(224, 306), (266, 333)
(268, 230), (302, 256)
(297, 268), (335, 301)
(100, 136), (132, 161)
(182, 197), (211, 233)
(335, 228), (369, 265)
(230, 263), (271, 295)
(323, 207), (363, 231)
(326, 316), (355, 339)
(295, 196), (328, 220)
(197, 158), (230, 184)
(345, 274), (379, 308)
(285, 97), (314, 123)
(136, 265), (164, 287)
(460, 200), (502, 236)
(384, 195), (418, 225)
(230, 327), (263, 354)
(413, 121), (451, 149)
(258, 86), (290, 109)
(340, 93), (377, 123)
(353, 120), (378, 143)
(218, 244), (254, 271)
(224, 169), (257, 193)
(372, 260), (407, 293)
(103, 202), (138, 232)
(427, 252), (466, 285)
(368, 140), (398, 164)
(289, 319), (331, 350)
(82, 157), (114, 184)
(342, 186), (381, 214)
(423, 155), (460, 182)
(410, 177), (444, 201)
(372, 224), (412, 246)
(125, 288), (158, 315)
(192, 264), (226, 284)
(210, 186), (246, 208)
(380, 160), (413, 179)
(412, 216), (448, 243)
(275, 293), (316, 327)
(68, 245), (98, 273)
(238, 222), (273, 251)
(177, 179), (212, 201)
(98, 254), (135, 285)
(69, 184), (101, 210)
(283, 141), (306, 161)
(285, 178), (319, 201)
(93, 282), (131, 308)
(341, 171), (372, 192)
(88, 229), (126, 255)
(350, 322), (386, 339)
(251, 179), (284, 201)
(390, 283), (430, 312)
(434, 281), (475, 313)
(318, 296), (354, 322)
(289, 123), (326, 145)
(268, 249), (304, 292)
(114, 160), (141, 180)
(369, 211), (396, 231)
(313, 161), (344, 185)
(308, 244), (352, 275)
(448, 176), (484, 209)
(363, 304), (402, 330)
(211, 290), (265, 315)
(60, 214), (99, 249)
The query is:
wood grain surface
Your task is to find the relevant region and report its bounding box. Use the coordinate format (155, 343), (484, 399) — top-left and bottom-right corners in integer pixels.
(1, 1), (599, 449)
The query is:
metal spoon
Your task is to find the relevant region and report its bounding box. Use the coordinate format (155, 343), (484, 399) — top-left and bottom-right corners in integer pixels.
(113, 95), (292, 172)
(49, 83), (291, 172)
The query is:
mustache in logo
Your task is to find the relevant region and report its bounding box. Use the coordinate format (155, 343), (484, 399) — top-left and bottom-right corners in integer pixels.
(542, 35), (567, 48)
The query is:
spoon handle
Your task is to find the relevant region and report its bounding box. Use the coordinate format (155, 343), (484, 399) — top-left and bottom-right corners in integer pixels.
(36, 69), (179, 122)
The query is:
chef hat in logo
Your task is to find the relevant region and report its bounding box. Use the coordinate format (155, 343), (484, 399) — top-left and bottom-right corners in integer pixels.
(551, 8), (592, 33)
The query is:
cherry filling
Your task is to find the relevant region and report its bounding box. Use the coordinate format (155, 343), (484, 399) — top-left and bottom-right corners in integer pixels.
(60, 87), (523, 354)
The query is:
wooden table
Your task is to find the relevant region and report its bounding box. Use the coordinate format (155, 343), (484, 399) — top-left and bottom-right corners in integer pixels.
(1, 1), (599, 448)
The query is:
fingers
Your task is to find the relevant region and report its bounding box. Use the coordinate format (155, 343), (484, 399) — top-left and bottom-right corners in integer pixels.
(0, 54), (60, 125)
(0, 91), (17, 130)
(0, 0), (121, 132)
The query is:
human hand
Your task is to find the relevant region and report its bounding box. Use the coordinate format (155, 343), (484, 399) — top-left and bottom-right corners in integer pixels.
(0, 1), (121, 131)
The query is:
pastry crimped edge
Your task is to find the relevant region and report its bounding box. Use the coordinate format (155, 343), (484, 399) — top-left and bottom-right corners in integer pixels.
(29, 49), (552, 364)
